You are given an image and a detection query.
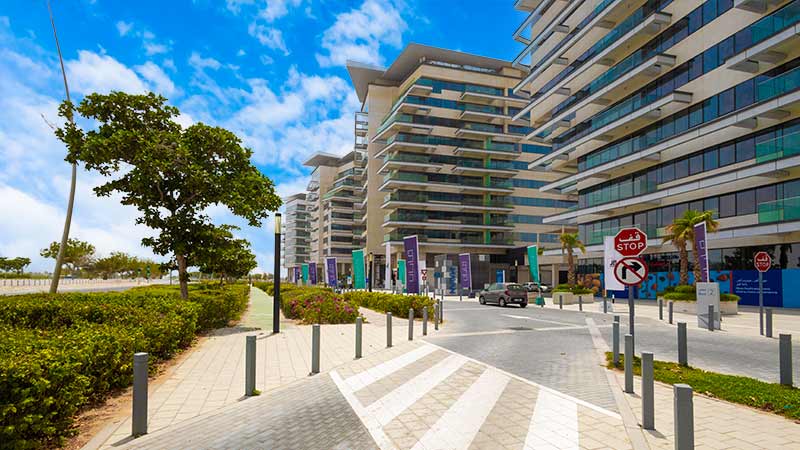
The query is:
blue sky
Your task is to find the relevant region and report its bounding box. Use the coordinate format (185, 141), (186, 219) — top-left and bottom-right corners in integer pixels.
(0, 0), (527, 274)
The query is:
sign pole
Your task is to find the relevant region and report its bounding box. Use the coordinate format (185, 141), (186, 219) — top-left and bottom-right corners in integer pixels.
(628, 285), (635, 348)
(759, 270), (764, 336)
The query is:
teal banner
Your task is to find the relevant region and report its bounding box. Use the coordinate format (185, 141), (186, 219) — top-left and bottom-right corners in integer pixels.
(527, 245), (539, 284)
(301, 264), (309, 285)
(398, 259), (406, 293)
(352, 249), (366, 289)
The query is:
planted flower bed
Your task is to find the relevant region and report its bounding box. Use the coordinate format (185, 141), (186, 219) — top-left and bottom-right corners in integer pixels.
(252, 282), (361, 324)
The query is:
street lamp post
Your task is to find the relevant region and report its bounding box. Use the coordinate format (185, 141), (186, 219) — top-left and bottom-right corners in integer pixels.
(368, 252), (374, 292)
(273, 213), (281, 334)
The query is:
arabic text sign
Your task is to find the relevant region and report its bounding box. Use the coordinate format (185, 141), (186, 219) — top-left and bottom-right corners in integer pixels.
(404, 236), (420, 294)
(754, 251), (771, 272)
(614, 228), (648, 257)
(458, 253), (472, 290)
(694, 222), (709, 282)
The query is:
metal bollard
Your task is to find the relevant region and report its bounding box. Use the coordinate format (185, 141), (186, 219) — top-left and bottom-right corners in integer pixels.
(439, 299), (443, 322)
(408, 308), (414, 341)
(578, 295), (583, 311)
(434, 305), (439, 331)
(559, 294), (563, 309)
(612, 321), (620, 366)
(245, 335), (256, 396)
(603, 296), (607, 313)
(659, 299), (663, 320)
(642, 352), (654, 430)
(311, 324), (320, 374)
(678, 322), (688, 366)
(674, 384), (694, 450)
(624, 334), (634, 393)
(707, 304), (714, 331)
(132, 352), (148, 436)
(386, 313), (393, 348)
(780, 334), (793, 386)
(422, 307), (428, 336)
(766, 308), (773, 338)
(355, 317), (363, 359)
(669, 301), (674, 325)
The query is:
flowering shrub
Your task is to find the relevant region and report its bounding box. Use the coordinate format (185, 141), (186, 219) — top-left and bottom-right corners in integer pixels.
(343, 291), (435, 318)
(252, 283), (360, 324)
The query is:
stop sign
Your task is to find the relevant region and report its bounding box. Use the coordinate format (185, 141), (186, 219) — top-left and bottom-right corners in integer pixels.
(754, 251), (771, 272)
(614, 227), (648, 257)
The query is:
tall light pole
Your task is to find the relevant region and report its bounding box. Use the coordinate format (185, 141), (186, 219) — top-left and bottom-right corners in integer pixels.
(273, 213), (281, 334)
(47, 0), (78, 294)
(368, 252), (374, 292)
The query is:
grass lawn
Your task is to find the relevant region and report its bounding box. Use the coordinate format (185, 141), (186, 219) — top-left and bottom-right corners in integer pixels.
(606, 352), (800, 422)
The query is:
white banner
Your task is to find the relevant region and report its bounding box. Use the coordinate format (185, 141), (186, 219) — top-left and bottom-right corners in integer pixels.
(604, 236), (625, 292)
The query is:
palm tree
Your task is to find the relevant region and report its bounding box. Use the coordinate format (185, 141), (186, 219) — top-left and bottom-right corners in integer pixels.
(662, 210), (719, 286)
(560, 232), (586, 287)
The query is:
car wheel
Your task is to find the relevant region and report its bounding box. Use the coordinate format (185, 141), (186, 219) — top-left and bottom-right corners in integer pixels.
(479, 296), (485, 305)
(520, 302), (528, 308)
(499, 298), (506, 307)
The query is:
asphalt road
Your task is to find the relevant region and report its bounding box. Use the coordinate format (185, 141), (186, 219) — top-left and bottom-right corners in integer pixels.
(425, 300), (800, 411)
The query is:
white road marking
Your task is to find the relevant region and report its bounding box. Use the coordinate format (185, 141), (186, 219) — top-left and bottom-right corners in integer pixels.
(368, 354), (467, 426)
(525, 389), (579, 450)
(344, 344), (438, 392)
(411, 368), (510, 450)
(503, 313), (583, 327)
(330, 370), (398, 450)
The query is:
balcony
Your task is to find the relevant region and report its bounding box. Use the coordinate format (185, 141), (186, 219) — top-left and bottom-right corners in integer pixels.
(450, 159), (518, 177)
(455, 122), (520, 141)
(758, 196), (800, 223)
(384, 231), (516, 248)
(515, 7), (672, 117)
(459, 84), (529, 106)
(373, 113), (434, 142)
(379, 172), (515, 194)
(379, 153), (443, 174)
(382, 193), (514, 212)
(452, 141), (522, 159)
(514, 0), (545, 12)
(458, 103), (509, 123)
(756, 129), (800, 163)
(383, 212), (514, 231)
(585, 223), (664, 246)
(728, 0), (800, 72)
(533, 53), (677, 139)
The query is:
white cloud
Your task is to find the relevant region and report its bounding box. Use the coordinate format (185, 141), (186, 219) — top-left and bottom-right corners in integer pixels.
(67, 50), (149, 94)
(237, 49), (246, 57)
(248, 23), (289, 55)
(189, 51), (222, 70)
(116, 20), (133, 36)
(316, 0), (407, 68)
(135, 61), (178, 97)
(259, 54), (274, 65)
(259, 0), (303, 22)
(144, 41), (169, 56)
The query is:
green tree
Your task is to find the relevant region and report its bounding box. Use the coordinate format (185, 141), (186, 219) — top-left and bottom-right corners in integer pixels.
(40, 238), (95, 275)
(0, 257), (31, 274)
(195, 225), (257, 284)
(559, 232), (586, 287)
(55, 92), (281, 298)
(662, 209), (719, 286)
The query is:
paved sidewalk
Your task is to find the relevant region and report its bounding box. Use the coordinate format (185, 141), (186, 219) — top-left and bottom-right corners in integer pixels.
(115, 340), (632, 450)
(613, 371), (800, 449)
(90, 286), (415, 449)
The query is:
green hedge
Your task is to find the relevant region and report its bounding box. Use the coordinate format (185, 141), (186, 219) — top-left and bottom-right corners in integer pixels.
(661, 285), (740, 302)
(343, 291), (435, 318)
(0, 283), (248, 448)
(253, 282), (360, 324)
(552, 284), (593, 295)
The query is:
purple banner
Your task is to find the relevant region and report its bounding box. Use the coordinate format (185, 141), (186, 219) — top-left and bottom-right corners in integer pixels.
(458, 253), (472, 290)
(293, 266), (301, 284)
(694, 222), (709, 283)
(309, 262), (317, 285)
(325, 257), (337, 287)
(403, 235), (420, 294)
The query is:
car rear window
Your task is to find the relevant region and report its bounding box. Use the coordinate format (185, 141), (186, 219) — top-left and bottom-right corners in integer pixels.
(507, 284), (523, 290)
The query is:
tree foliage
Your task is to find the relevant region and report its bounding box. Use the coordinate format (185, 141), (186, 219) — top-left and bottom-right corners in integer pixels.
(662, 210), (719, 286)
(55, 92), (281, 298)
(560, 232), (586, 287)
(0, 257), (31, 274)
(195, 225), (257, 283)
(40, 238), (96, 275)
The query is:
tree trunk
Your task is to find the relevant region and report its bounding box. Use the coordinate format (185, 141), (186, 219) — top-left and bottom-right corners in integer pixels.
(567, 248), (575, 287)
(176, 254), (189, 299)
(678, 241), (689, 286)
(692, 242), (702, 285)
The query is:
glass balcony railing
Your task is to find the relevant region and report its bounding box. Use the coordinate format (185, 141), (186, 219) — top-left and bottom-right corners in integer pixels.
(756, 130), (800, 163)
(383, 232), (515, 245)
(383, 153), (437, 165)
(758, 196), (800, 223)
(463, 83), (505, 97)
(756, 64), (800, 101)
(460, 122), (504, 134)
(383, 193), (513, 208)
(733, 0), (800, 55)
(455, 160), (516, 170)
(581, 179), (659, 209)
(586, 223), (662, 246)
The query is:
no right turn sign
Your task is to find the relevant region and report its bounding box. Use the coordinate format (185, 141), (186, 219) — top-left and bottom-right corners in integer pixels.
(614, 257), (648, 286)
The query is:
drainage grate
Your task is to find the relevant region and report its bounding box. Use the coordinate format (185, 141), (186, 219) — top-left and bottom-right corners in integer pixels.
(507, 326), (533, 331)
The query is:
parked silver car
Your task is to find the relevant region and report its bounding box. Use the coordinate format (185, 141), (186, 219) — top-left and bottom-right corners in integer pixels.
(479, 282), (528, 307)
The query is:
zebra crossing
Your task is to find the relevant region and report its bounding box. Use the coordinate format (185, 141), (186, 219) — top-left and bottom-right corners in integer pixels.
(332, 342), (631, 450)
